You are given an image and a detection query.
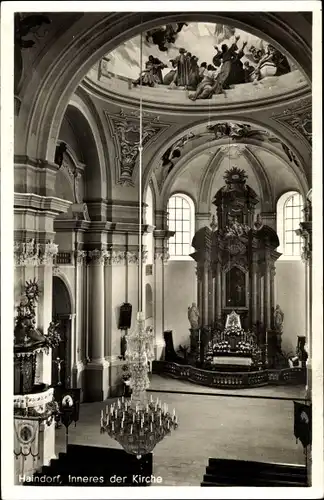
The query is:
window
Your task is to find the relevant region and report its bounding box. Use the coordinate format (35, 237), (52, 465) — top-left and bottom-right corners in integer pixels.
(277, 191), (304, 259)
(167, 194), (195, 259)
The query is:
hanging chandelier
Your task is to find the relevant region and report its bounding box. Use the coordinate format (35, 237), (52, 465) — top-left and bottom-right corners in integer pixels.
(100, 30), (178, 459)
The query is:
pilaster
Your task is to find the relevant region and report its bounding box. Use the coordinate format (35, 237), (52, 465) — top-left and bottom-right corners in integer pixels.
(153, 228), (173, 360)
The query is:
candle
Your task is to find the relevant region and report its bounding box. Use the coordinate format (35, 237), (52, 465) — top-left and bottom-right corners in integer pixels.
(150, 395), (153, 402)
(121, 420), (124, 429)
(173, 408), (176, 416)
(112, 422), (114, 431)
(130, 425), (133, 434)
(150, 422), (153, 432)
(151, 413), (154, 422)
(133, 413), (135, 423)
(141, 420), (143, 428)
(101, 410), (104, 419)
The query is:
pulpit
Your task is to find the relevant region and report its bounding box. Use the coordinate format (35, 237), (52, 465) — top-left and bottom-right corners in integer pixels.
(191, 167), (281, 332)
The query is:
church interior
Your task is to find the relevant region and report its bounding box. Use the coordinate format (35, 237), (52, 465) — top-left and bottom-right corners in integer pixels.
(7, 9), (321, 493)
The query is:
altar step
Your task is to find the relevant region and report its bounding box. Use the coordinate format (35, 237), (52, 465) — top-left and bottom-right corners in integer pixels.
(201, 458), (307, 487)
(24, 444), (153, 486)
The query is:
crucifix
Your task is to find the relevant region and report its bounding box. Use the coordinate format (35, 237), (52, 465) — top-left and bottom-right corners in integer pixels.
(54, 357), (64, 385)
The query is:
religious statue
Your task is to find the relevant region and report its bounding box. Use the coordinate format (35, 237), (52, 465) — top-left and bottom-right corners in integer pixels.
(55, 142), (67, 168)
(254, 213), (264, 231)
(188, 302), (200, 330)
(296, 336), (308, 368)
(54, 357), (64, 385)
(274, 304), (284, 333)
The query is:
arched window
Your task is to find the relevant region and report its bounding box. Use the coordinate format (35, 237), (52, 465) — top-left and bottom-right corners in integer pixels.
(167, 193), (195, 259)
(277, 191), (304, 258)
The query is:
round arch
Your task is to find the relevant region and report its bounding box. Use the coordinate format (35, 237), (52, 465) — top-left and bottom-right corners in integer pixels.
(143, 116), (310, 199)
(16, 12), (312, 161)
(64, 101), (107, 200)
(52, 273), (74, 386)
(160, 135), (308, 208)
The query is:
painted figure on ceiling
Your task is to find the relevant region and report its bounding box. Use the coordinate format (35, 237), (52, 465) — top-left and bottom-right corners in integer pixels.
(170, 48), (191, 87)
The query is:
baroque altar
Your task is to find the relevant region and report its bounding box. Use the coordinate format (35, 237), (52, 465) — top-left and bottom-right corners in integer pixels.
(190, 167), (281, 340)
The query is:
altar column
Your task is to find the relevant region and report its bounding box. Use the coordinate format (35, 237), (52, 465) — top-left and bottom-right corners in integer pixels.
(86, 249), (109, 401)
(263, 260), (271, 330)
(210, 268), (216, 327)
(270, 261), (276, 329)
(251, 259), (258, 325)
(202, 259), (210, 326)
(215, 261), (222, 325)
(196, 264), (203, 320)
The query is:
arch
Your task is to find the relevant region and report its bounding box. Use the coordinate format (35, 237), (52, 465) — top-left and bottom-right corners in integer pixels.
(52, 274), (73, 386)
(160, 134), (309, 208)
(147, 118), (310, 201)
(276, 190), (304, 258)
(242, 147), (274, 209)
(167, 192), (195, 260)
(52, 274), (74, 315)
(64, 100), (107, 201)
(16, 12), (312, 161)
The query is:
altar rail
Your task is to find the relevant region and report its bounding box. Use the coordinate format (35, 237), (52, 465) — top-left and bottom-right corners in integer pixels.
(152, 361), (306, 389)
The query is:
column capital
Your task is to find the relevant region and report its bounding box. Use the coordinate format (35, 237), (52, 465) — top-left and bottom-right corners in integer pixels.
(14, 239), (58, 266)
(88, 249), (110, 265)
(154, 249), (170, 263)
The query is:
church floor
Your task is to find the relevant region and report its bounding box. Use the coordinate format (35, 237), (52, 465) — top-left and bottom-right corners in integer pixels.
(55, 376), (305, 486)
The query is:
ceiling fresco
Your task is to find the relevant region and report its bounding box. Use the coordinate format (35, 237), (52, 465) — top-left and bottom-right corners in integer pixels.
(92, 22), (307, 103)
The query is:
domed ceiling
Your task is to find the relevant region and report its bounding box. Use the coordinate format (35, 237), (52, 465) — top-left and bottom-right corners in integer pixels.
(87, 22), (308, 105)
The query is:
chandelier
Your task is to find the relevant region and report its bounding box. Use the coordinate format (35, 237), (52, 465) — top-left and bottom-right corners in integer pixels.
(100, 31), (178, 458)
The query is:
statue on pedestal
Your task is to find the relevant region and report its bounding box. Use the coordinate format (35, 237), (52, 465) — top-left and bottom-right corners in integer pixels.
(274, 304), (284, 352)
(274, 304), (284, 333)
(188, 302), (200, 330)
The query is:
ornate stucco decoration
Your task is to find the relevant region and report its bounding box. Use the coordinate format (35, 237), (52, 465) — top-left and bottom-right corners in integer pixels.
(61, 156), (85, 204)
(272, 98), (312, 145)
(88, 249), (110, 265)
(154, 249), (170, 263)
(14, 239), (58, 266)
(74, 250), (87, 265)
(296, 224), (312, 263)
(104, 110), (168, 186)
(86, 249), (148, 265)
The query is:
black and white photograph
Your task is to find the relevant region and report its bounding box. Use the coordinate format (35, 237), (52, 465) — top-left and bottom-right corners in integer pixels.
(1, 2), (323, 499)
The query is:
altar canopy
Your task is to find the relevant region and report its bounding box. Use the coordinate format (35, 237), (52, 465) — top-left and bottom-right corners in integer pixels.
(190, 167), (281, 338)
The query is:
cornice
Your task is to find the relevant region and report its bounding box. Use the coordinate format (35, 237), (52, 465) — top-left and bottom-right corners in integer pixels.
(14, 193), (72, 214)
(81, 77), (311, 117)
(14, 155), (58, 172)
